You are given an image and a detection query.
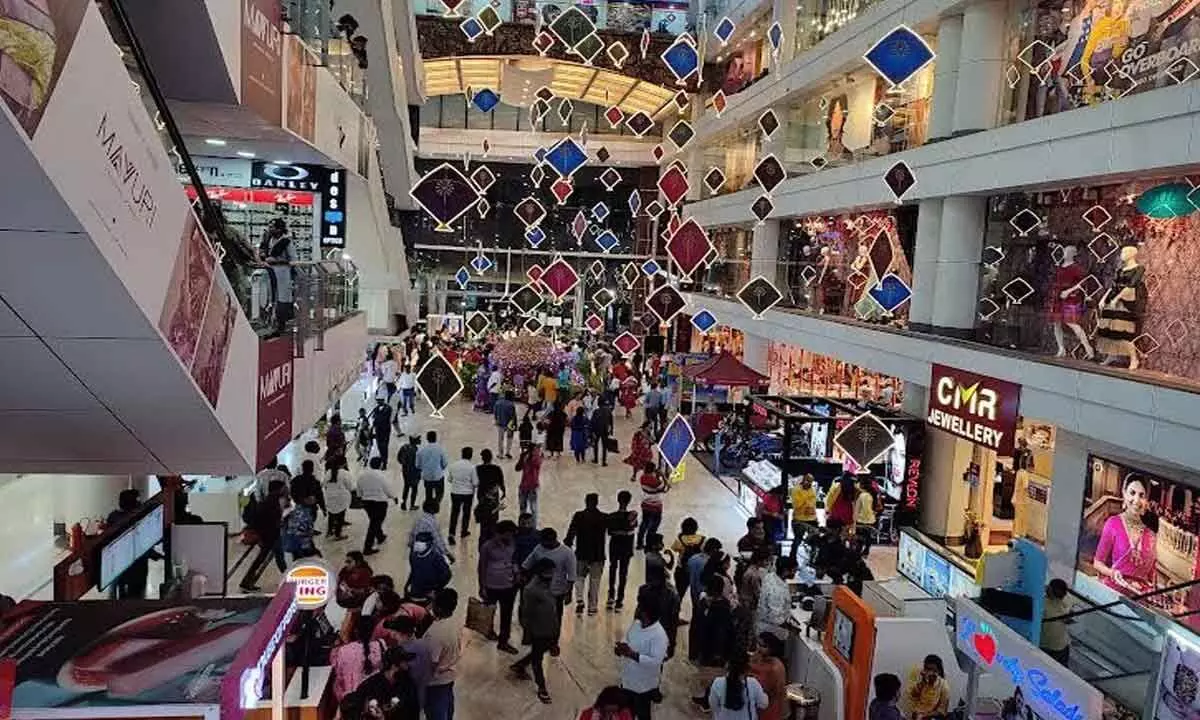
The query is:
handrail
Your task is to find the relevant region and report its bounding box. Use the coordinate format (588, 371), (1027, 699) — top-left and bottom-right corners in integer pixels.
(1044, 576), (1200, 624)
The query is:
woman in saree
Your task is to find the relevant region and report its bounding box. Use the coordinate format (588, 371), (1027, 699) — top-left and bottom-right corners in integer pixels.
(1093, 476), (1157, 595)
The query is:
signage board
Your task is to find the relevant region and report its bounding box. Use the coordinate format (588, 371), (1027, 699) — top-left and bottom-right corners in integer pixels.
(241, 0), (283, 125)
(284, 561), (332, 609)
(256, 336), (294, 469)
(180, 157), (254, 188)
(1153, 629), (1200, 720)
(954, 598), (1101, 720)
(897, 529), (978, 600)
(926, 364), (1022, 455)
(250, 163), (347, 248)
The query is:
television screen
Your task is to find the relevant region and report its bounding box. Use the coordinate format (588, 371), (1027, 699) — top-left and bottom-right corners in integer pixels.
(99, 503), (164, 590)
(832, 608), (855, 662)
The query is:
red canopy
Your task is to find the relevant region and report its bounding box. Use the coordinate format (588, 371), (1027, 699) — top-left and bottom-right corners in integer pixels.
(683, 351), (769, 387)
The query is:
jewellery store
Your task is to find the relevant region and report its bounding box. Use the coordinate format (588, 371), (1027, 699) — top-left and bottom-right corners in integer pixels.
(921, 364), (1058, 563)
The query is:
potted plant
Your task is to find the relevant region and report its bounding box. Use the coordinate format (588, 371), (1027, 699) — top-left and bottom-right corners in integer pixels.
(963, 510), (984, 559)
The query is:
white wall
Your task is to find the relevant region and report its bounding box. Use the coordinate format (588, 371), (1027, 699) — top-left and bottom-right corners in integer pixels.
(203, 0), (241, 96)
(291, 313), (369, 434)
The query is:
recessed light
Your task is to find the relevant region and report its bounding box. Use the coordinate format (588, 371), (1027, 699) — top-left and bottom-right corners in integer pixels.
(236, 151), (256, 158)
(204, 138), (227, 146)
(272, 159), (291, 165)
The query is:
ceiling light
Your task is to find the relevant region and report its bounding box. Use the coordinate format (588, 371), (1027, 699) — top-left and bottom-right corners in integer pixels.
(205, 138), (227, 146)
(236, 151), (256, 158)
(272, 159), (291, 165)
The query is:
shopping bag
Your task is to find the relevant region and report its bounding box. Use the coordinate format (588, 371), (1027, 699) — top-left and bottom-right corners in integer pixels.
(604, 436), (619, 453)
(465, 596), (496, 637)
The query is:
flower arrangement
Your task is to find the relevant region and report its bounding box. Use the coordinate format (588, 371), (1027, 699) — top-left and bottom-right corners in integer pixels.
(491, 335), (573, 380)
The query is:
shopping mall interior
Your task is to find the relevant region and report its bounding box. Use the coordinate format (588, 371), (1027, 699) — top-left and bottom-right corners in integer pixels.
(4, 0), (1200, 718)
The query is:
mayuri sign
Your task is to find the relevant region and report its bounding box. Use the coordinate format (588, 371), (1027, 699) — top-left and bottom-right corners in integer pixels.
(954, 598), (1101, 720)
(927, 364), (1022, 455)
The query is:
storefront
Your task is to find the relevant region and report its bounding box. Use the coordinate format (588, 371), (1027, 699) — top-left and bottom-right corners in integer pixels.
(976, 175), (1200, 389)
(689, 324), (743, 357)
(922, 364), (1057, 563)
(767, 341), (904, 406)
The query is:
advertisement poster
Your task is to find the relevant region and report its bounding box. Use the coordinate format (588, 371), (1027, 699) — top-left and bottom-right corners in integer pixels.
(1025, 0), (1200, 120)
(1154, 630), (1200, 720)
(159, 212), (218, 370)
(926, 364), (1023, 455)
(285, 36), (316, 143)
(191, 273), (238, 406)
(256, 336), (294, 469)
(0, 598), (270, 708)
(241, 0), (283, 126)
(0, 0), (90, 137)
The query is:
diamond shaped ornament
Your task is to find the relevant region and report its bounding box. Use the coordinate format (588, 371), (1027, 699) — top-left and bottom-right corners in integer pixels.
(626, 111), (654, 137)
(574, 33), (604, 64)
(864, 25), (936, 89)
(545, 137), (588, 178)
(646, 284), (687, 323)
(651, 144), (665, 162)
(523, 316), (544, 334)
(712, 90), (727, 116)
(471, 87), (500, 113)
(751, 194), (774, 223)
(754, 154), (786, 194)
(471, 253), (494, 274)
(549, 6), (598, 49)
(460, 16), (485, 41)
(621, 262), (640, 288)
(477, 5), (501, 32)
(530, 164), (545, 186)
(628, 190), (642, 215)
(589, 260), (606, 278)
(526, 264), (545, 283)
(1009, 208), (1042, 236)
(541, 259), (580, 300)
(454, 266), (471, 289)
(714, 16), (736, 45)
(607, 41), (630, 68)
(585, 313), (605, 334)
(657, 414), (695, 470)
(758, 109), (780, 139)
(666, 218), (715, 280)
(510, 284), (544, 315)
(466, 310), (491, 338)
(592, 287), (616, 309)
(551, 178), (574, 204)
(834, 412), (896, 468)
(410, 162), (480, 232)
(704, 167), (726, 194)
(673, 91), (690, 112)
(737, 275), (783, 318)
(645, 200), (664, 218)
(600, 167), (622, 191)
(557, 98), (574, 125)
(439, 0), (467, 16)
(595, 230), (619, 253)
(572, 210), (589, 242)
(470, 165), (496, 192)
(613, 331), (641, 358)
(532, 30), (555, 54)
(661, 36), (700, 84)
(658, 165), (690, 206)
(525, 226), (546, 248)
(767, 21), (783, 54)
(641, 259), (661, 277)
(593, 201), (611, 222)
(667, 120), (695, 151)
(514, 197), (547, 227)
(883, 161), (916, 202)
(476, 197), (490, 218)
(867, 273), (912, 313)
(691, 309), (718, 334)
(605, 106), (625, 128)
(416, 352), (464, 419)
(1082, 205), (1113, 232)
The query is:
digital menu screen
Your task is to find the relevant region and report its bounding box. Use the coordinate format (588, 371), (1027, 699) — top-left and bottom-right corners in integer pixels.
(897, 529), (978, 600)
(98, 503), (164, 590)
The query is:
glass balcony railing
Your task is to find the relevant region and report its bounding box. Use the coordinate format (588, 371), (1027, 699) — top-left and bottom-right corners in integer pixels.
(283, 0), (368, 107)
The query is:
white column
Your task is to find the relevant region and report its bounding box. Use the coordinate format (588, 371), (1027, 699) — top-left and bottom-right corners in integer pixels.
(573, 280), (585, 327)
(931, 196), (986, 335)
(750, 219), (782, 289)
(908, 199), (943, 331)
(919, 430), (974, 541)
(901, 381), (928, 417)
(1044, 431), (1088, 583)
(927, 14), (963, 141)
(425, 278), (437, 319)
(743, 333), (770, 374)
(772, 0), (799, 65)
(951, 0), (1007, 135)
(685, 99), (704, 201)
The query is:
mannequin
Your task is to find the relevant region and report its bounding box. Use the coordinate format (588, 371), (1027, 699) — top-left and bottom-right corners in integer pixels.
(1048, 245), (1095, 359)
(1095, 245), (1146, 370)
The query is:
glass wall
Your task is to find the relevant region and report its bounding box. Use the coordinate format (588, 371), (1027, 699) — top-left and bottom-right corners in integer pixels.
(766, 342), (904, 405)
(976, 176), (1200, 389)
(699, 226), (751, 294)
(413, 0), (694, 34)
(418, 96), (656, 136)
(794, 0), (887, 56)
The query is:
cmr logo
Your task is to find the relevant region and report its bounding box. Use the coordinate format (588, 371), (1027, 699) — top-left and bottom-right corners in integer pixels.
(260, 360), (292, 400)
(936, 377), (998, 421)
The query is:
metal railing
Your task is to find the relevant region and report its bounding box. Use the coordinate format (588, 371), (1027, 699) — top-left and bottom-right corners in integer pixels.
(284, 0), (368, 107)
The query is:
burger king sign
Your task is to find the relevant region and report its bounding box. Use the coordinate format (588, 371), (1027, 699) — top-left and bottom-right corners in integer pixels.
(284, 561), (332, 609)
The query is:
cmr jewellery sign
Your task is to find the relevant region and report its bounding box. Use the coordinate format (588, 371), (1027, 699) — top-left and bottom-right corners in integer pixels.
(926, 364), (1022, 455)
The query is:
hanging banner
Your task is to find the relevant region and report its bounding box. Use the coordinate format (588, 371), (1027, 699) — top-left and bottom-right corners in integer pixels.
(256, 335), (294, 469)
(926, 364), (1022, 455)
(241, 0), (283, 126)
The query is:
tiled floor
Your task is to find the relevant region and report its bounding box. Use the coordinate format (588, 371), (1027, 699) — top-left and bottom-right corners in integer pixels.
(256, 400), (897, 719)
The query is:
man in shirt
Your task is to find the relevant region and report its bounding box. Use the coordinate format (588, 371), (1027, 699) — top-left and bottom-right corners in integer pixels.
(521, 528), (576, 655)
(379, 354), (399, 402)
(478, 520), (520, 654)
(493, 390), (517, 459)
(357, 456), (396, 556)
(475, 449), (505, 544)
(565, 493), (608, 616)
(355, 646), (420, 720)
(398, 367), (417, 416)
(370, 396), (394, 469)
(487, 367), (503, 409)
(590, 400), (614, 466)
(289, 460), (325, 521)
(757, 556), (797, 639)
(790, 474), (819, 560)
(409, 498), (454, 564)
(616, 601), (669, 720)
(240, 480), (288, 592)
(397, 435), (421, 510)
(421, 588), (462, 720)
(417, 430), (449, 506)
(253, 457), (290, 501)
(644, 383), (663, 434)
(445, 447), (478, 545)
(1040, 578), (1073, 666)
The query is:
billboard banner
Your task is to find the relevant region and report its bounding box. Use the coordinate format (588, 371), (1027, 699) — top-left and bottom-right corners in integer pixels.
(241, 0), (283, 125)
(926, 364), (1022, 455)
(257, 335), (294, 469)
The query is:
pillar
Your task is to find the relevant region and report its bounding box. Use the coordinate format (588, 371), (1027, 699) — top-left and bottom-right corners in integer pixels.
(685, 99), (704, 202)
(951, 0), (1007, 135)
(908, 199), (943, 332)
(572, 279), (585, 328)
(772, 0), (799, 65)
(743, 333), (769, 374)
(425, 277), (437, 319)
(750, 219), (781, 287)
(927, 14), (963, 142)
(918, 429), (974, 542)
(901, 381), (928, 417)
(931, 196), (986, 336)
(1044, 431), (1088, 583)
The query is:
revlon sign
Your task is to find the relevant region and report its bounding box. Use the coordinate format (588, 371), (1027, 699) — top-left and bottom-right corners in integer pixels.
(926, 364), (1021, 455)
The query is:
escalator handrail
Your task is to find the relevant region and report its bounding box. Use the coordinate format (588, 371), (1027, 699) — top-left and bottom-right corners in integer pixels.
(1045, 576), (1200, 624)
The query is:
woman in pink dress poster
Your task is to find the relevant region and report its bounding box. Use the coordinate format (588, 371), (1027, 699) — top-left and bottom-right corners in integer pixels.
(1093, 477), (1157, 595)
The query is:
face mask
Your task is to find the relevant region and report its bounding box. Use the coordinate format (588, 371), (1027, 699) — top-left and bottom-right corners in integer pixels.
(413, 541), (429, 553)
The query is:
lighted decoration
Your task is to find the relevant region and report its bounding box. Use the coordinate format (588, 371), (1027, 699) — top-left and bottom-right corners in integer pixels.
(540, 258), (580, 300)
(477, 5), (501, 33)
(640, 28), (651, 59)
(530, 164), (545, 186)
(454, 266), (471, 289)
(703, 167), (726, 195)
(613, 331), (641, 358)
(864, 25), (935, 89)
(525, 226), (546, 248)
(574, 33), (604, 64)
(526, 264), (544, 283)
(604, 106), (625, 128)
(595, 230), (619, 253)
(644, 199), (664, 218)
(409, 162), (480, 232)
(621, 262), (640, 288)
(470, 165), (496, 192)
(691, 309), (718, 334)
(466, 310), (491, 338)
(607, 41), (630, 68)
(833, 412), (895, 468)
(475, 197), (490, 218)
(592, 287), (616, 310)
(571, 210), (589, 243)
(513, 197), (547, 227)
(439, 0), (466, 16)
(673, 91), (689, 112)
(628, 190), (643, 215)
(626, 111), (654, 137)
(509, 284), (544, 316)
(523, 316), (544, 334)
(1007, 208), (1042, 236)
(646, 284), (687, 323)
(532, 30), (555, 55)
(667, 120), (695, 151)
(766, 21), (784, 58)
(470, 253), (494, 274)
(600, 167), (622, 191)
(1082, 205), (1112, 232)
(712, 90), (727, 116)
(750, 194), (774, 224)
(657, 164), (690, 206)
(460, 15), (485, 41)
(557, 97), (574, 125)
(737, 275), (783, 318)
(883, 161), (916, 202)
(415, 351), (464, 419)
(470, 87), (500, 114)
(758, 109), (780, 139)
(551, 178), (574, 204)
(584, 313), (605, 334)
(713, 16), (735, 46)
(753, 154), (786, 195)
(866, 273), (912, 314)
(588, 260), (606, 279)
(592, 201), (611, 222)
(545, 137), (588, 178)
(1137, 182), (1198, 218)
(666, 218), (716, 280)
(641, 259), (661, 277)
(656, 413), (695, 470)
(661, 36), (700, 85)
(549, 6), (597, 51)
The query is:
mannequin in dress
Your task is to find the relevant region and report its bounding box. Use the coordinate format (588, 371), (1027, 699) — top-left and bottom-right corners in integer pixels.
(1048, 245), (1095, 359)
(1096, 245), (1146, 370)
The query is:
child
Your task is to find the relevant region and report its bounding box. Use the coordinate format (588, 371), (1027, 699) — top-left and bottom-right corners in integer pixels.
(635, 462), (668, 550)
(868, 673), (903, 720)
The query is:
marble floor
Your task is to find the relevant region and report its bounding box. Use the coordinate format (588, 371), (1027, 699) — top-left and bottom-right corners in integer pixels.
(257, 401), (897, 719)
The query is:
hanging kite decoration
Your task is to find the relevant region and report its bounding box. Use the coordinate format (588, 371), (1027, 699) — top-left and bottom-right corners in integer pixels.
(713, 16), (735, 46)
(863, 25), (935, 90)
(883, 161), (917, 203)
(645, 284), (687, 324)
(737, 275), (784, 318)
(657, 414), (696, 471)
(767, 21), (784, 62)
(410, 162), (480, 232)
(666, 218), (716, 281)
(690, 309), (718, 335)
(540, 258), (581, 302)
(415, 351), (464, 419)
(466, 311), (491, 338)
(661, 34), (700, 86)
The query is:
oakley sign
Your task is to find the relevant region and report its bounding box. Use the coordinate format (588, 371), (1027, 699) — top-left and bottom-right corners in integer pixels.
(926, 364), (1021, 455)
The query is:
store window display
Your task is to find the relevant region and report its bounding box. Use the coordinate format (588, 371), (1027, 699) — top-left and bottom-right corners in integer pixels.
(766, 342), (903, 407)
(977, 178), (1200, 388)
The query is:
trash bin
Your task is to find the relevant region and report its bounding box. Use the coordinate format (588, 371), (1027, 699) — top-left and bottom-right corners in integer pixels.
(786, 683), (820, 720)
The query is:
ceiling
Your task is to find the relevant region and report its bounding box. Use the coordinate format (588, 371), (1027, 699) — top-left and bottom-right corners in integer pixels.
(423, 56), (678, 117)
(170, 101), (335, 166)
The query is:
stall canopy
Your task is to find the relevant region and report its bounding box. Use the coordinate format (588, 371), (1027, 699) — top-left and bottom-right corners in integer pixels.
(684, 351), (769, 387)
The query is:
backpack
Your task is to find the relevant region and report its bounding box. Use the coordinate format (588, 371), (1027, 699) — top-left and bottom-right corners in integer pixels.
(241, 493), (259, 527)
